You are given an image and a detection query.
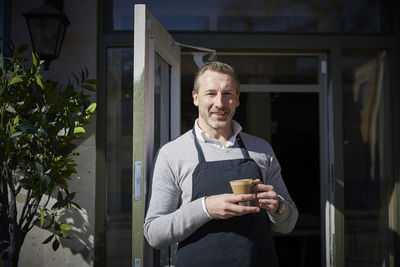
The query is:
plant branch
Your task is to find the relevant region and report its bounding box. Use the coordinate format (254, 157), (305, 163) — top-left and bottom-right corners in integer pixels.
(26, 193), (52, 232)
(27, 217), (40, 232)
(16, 185), (22, 195)
(5, 168), (15, 195)
(18, 189), (31, 226)
(21, 195), (42, 233)
(0, 169), (10, 208)
(43, 193), (51, 209)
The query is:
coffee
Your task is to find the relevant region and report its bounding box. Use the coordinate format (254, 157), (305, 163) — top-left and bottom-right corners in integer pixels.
(229, 179), (253, 205)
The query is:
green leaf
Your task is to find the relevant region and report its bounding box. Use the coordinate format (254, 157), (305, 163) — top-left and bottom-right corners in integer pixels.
(42, 234), (54, 244)
(20, 124), (36, 134)
(52, 239), (60, 251)
(0, 84), (3, 96)
(85, 103), (97, 114)
(44, 174), (51, 185)
(73, 126), (85, 134)
(60, 229), (67, 238)
(71, 201), (81, 210)
(36, 75), (44, 89)
(59, 223), (72, 231)
(19, 178), (32, 190)
(69, 192), (76, 200)
(32, 52), (38, 68)
(51, 202), (61, 210)
(35, 160), (44, 175)
(15, 44), (28, 55)
(8, 121), (14, 134)
(28, 107), (38, 115)
(38, 128), (48, 139)
(81, 84), (95, 92)
(13, 115), (19, 126)
(40, 208), (44, 227)
(86, 79), (101, 85)
(10, 77), (23, 85)
(5, 105), (16, 114)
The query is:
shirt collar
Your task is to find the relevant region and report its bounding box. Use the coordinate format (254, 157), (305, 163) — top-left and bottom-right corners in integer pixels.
(194, 119), (243, 148)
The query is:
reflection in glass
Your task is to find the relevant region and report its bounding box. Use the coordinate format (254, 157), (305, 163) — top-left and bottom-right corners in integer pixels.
(106, 48), (133, 267)
(113, 0), (383, 33)
(342, 50), (392, 266)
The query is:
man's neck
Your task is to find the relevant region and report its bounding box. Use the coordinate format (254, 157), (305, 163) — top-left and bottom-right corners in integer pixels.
(196, 119), (233, 147)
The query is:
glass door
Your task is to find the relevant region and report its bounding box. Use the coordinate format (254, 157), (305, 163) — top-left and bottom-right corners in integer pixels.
(133, 4), (180, 267)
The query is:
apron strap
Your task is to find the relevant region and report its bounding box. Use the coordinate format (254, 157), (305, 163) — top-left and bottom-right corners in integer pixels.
(192, 127), (206, 162)
(237, 134), (251, 159)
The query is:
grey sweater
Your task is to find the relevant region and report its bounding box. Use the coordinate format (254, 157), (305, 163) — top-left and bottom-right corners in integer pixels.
(144, 129), (298, 249)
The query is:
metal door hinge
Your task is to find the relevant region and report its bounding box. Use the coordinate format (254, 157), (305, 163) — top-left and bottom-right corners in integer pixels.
(134, 161), (142, 200)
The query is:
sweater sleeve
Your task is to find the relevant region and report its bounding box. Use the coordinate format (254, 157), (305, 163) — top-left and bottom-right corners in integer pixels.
(264, 149), (299, 234)
(144, 148), (211, 248)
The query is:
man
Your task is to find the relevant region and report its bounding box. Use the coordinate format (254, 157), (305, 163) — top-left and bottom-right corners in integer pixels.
(144, 61), (298, 266)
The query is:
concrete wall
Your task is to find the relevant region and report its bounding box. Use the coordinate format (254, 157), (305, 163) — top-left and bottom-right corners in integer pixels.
(10, 0), (97, 266)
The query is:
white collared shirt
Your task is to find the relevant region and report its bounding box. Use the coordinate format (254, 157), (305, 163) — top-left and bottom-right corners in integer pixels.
(194, 119), (243, 218)
(194, 119), (243, 149)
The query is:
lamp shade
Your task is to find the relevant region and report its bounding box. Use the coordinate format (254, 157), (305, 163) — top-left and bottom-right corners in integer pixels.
(23, 2), (70, 70)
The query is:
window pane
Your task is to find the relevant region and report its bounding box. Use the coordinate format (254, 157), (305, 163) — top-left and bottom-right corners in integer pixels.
(106, 47), (133, 267)
(342, 50), (392, 266)
(113, 0), (384, 33)
(217, 55), (319, 84)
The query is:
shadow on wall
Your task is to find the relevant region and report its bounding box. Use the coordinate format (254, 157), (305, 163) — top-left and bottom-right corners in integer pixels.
(58, 207), (94, 263)
(56, 133), (96, 264)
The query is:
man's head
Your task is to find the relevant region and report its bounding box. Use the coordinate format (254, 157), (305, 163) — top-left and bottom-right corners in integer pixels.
(193, 61), (240, 94)
(192, 61), (240, 135)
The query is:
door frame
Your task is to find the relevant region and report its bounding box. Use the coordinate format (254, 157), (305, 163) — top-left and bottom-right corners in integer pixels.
(133, 4), (181, 267)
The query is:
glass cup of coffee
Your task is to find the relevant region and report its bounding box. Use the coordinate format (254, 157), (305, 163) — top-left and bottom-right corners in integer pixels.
(229, 179), (253, 206)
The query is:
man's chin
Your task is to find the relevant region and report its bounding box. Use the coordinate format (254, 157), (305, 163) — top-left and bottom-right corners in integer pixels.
(209, 121), (229, 129)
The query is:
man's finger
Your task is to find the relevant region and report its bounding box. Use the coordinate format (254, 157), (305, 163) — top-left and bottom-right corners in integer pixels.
(230, 193), (256, 202)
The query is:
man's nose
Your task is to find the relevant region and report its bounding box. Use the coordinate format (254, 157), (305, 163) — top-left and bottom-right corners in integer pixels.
(215, 92), (225, 108)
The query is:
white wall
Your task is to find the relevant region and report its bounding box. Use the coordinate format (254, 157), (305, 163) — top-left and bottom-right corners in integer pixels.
(11, 0), (97, 266)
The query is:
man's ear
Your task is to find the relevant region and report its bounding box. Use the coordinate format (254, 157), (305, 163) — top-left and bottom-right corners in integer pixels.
(192, 90), (199, 107)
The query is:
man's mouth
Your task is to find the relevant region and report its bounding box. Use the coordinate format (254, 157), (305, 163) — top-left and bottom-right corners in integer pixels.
(211, 111), (227, 119)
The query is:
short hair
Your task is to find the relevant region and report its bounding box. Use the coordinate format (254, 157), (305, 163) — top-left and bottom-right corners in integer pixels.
(193, 61), (240, 94)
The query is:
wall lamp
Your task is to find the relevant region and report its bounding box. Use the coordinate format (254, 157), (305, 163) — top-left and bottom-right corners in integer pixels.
(23, 0), (70, 70)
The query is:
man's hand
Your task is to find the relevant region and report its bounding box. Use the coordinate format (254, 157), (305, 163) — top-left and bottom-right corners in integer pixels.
(205, 194), (260, 219)
(253, 179), (279, 214)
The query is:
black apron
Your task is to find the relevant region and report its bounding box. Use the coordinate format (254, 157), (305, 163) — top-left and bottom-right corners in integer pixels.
(175, 130), (279, 267)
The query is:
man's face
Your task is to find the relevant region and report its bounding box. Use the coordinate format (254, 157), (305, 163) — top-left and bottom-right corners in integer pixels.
(193, 70), (240, 132)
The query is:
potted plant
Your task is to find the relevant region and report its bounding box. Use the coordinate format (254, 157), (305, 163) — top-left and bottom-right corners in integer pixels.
(0, 42), (98, 267)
